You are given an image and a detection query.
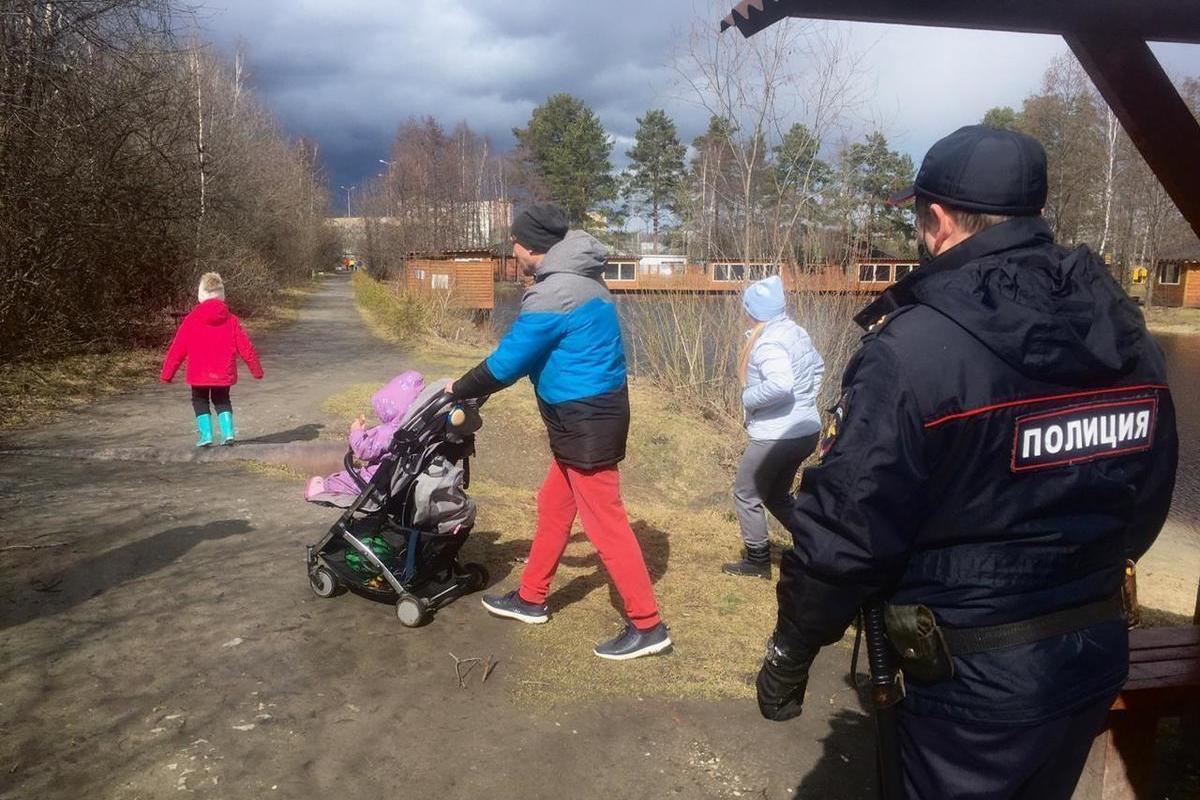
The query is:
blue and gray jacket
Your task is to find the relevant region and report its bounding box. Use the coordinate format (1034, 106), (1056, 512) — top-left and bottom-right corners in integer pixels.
(451, 231), (630, 469)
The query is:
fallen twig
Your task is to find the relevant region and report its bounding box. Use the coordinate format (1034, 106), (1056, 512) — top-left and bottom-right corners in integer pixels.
(481, 652), (496, 683)
(1, 541), (72, 552)
(448, 652), (482, 689)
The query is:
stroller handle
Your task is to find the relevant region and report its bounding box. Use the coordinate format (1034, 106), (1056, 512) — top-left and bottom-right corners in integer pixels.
(422, 390), (487, 427)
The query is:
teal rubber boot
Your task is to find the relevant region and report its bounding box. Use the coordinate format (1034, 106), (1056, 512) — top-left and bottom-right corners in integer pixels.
(195, 414), (214, 447)
(217, 410), (236, 445)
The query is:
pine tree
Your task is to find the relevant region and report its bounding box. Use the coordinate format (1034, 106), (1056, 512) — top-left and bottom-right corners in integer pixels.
(687, 116), (740, 257)
(512, 93), (616, 225)
(774, 123), (829, 208)
(839, 132), (915, 251)
(981, 106), (1019, 129)
(623, 109), (686, 252)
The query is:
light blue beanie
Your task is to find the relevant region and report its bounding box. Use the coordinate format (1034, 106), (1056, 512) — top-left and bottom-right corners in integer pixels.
(743, 275), (786, 321)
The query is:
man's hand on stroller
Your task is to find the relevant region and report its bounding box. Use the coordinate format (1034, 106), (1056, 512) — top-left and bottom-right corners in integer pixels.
(444, 380), (455, 395)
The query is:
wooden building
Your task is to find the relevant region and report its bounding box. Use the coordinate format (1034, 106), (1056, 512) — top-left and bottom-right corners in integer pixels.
(403, 255), (495, 311)
(1151, 237), (1200, 308)
(599, 257), (918, 296)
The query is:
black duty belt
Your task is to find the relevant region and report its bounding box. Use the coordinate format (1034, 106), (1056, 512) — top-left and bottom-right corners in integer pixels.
(940, 594), (1126, 656)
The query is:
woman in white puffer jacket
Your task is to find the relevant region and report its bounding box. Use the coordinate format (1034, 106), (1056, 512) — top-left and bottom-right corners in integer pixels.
(724, 275), (825, 579)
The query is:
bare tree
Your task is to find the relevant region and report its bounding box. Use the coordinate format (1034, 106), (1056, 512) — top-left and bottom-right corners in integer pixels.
(359, 117), (509, 277)
(674, 1), (865, 265)
(0, 1), (335, 360)
(1097, 105), (1120, 257)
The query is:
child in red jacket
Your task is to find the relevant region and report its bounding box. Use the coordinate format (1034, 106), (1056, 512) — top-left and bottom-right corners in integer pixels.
(160, 272), (264, 446)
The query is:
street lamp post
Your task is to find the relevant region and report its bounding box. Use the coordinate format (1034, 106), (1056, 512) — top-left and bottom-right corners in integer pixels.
(338, 184), (357, 217)
(378, 160), (396, 218)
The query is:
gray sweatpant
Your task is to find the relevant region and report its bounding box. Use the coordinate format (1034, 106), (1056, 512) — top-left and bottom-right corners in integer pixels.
(732, 434), (819, 547)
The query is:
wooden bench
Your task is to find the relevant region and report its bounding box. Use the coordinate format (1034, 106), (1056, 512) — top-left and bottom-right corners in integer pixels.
(1073, 626), (1200, 799)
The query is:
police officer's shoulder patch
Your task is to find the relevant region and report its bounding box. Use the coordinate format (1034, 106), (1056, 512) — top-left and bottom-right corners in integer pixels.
(818, 392), (850, 462)
(862, 304), (918, 339)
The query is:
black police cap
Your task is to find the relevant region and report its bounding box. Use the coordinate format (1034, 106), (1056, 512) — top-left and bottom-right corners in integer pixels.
(889, 125), (1048, 216)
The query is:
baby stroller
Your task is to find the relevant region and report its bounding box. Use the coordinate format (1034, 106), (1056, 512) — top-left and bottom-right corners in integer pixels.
(305, 379), (488, 627)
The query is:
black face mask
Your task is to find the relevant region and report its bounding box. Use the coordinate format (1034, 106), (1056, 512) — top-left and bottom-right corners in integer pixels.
(917, 238), (934, 265)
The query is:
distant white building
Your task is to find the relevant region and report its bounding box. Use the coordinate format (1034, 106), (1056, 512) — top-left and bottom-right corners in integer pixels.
(326, 199), (513, 251)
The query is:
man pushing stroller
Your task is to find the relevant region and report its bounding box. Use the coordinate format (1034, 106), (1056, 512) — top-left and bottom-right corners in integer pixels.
(448, 203), (671, 661)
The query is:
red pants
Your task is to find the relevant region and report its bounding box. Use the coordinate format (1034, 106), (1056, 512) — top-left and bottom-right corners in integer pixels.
(518, 461), (662, 630)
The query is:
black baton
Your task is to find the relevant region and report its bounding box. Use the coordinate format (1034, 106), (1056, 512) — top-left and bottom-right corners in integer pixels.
(863, 603), (905, 800)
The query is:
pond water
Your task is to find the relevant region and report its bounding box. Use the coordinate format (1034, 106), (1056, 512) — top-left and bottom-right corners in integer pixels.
(493, 289), (1199, 537)
(1155, 334), (1200, 529)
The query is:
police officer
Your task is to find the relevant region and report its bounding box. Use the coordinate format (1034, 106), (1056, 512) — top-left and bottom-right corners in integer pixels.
(755, 125), (1178, 799)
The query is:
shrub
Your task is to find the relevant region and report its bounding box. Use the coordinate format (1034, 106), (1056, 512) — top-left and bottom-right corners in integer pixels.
(352, 271), (430, 342)
(624, 289), (862, 429)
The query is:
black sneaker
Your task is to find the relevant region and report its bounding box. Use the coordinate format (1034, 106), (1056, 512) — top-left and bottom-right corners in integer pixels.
(593, 622), (672, 661)
(481, 590), (549, 624)
(721, 546), (771, 579)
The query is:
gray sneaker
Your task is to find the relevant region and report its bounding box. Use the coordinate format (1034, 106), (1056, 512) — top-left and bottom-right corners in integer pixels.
(482, 590), (549, 624)
(593, 622), (672, 661)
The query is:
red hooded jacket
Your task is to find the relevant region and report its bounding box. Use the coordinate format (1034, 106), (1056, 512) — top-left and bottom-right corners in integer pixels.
(160, 299), (263, 387)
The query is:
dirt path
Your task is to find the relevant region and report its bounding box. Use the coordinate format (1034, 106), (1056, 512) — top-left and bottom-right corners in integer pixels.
(0, 277), (870, 800)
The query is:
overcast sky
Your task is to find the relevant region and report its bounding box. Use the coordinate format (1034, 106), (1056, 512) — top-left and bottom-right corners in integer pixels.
(198, 0), (1200, 214)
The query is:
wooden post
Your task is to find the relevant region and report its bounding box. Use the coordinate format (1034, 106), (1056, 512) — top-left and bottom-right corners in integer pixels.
(1103, 716), (1158, 800)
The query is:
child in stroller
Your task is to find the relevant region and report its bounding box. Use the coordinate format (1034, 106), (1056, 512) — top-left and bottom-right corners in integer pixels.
(304, 370), (425, 505)
(305, 376), (488, 627)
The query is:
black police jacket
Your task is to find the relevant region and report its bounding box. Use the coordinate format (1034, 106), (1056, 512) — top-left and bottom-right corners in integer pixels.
(775, 217), (1177, 725)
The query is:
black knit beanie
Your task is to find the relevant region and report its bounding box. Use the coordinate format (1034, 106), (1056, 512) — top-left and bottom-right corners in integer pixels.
(511, 203), (569, 253)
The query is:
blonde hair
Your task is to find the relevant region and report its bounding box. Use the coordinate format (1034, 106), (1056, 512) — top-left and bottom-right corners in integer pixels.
(198, 272), (225, 302)
(738, 322), (766, 385)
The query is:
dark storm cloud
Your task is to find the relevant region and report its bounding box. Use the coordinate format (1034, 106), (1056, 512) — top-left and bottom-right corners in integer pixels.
(201, 0), (695, 192)
(197, 1), (1200, 203)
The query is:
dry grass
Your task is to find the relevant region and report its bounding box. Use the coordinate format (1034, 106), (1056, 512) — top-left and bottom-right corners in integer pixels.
(0, 349), (161, 431)
(416, 337), (489, 373)
(456, 380), (827, 705)
(625, 290), (863, 429)
(241, 281), (322, 335)
(348, 280), (848, 704)
(457, 492), (777, 705)
(0, 281), (316, 434)
(320, 383), (381, 422)
(1142, 306), (1200, 336)
(1139, 606), (1196, 628)
(352, 271), (492, 347)
(241, 460), (306, 481)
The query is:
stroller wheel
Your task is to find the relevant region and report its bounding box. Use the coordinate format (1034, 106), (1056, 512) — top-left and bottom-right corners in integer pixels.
(462, 562), (490, 592)
(309, 565), (344, 599)
(395, 594), (429, 628)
